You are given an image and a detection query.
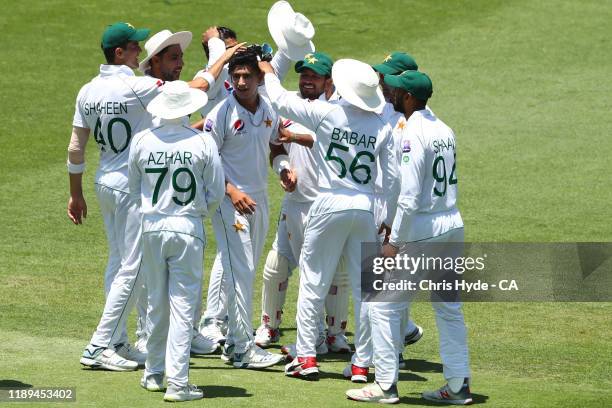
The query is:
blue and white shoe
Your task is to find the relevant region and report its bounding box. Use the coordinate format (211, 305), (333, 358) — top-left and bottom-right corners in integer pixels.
(422, 379), (473, 405)
(80, 345), (137, 372)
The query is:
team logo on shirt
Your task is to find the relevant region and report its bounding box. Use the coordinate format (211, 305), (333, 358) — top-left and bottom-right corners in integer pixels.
(233, 119), (245, 133)
(402, 139), (411, 153)
(205, 119), (213, 132)
(224, 80), (233, 92)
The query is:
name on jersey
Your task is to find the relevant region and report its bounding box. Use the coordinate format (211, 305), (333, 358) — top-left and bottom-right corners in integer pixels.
(331, 127), (376, 149)
(83, 101), (128, 115)
(433, 138), (456, 154)
(147, 151), (193, 165)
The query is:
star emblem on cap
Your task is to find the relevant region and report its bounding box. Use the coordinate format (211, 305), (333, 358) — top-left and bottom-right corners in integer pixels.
(126, 23), (135, 29)
(265, 117), (272, 127)
(306, 55), (318, 64)
(233, 222), (246, 232)
(383, 54), (392, 62)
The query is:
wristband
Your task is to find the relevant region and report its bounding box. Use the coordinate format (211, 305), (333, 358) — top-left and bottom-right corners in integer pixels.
(272, 154), (290, 175)
(67, 159), (85, 174)
(196, 71), (216, 90)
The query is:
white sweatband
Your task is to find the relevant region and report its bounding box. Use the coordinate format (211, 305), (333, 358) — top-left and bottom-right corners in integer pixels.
(67, 159), (85, 174)
(195, 71), (216, 91)
(272, 154), (290, 175)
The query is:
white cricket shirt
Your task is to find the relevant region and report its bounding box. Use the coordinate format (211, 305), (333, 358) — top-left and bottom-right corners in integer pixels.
(73, 64), (163, 192)
(264, 73), (399, 224)
(203, 93), (280, 195)
(389, 109), (463, 243)
(128, 119), (225, 239)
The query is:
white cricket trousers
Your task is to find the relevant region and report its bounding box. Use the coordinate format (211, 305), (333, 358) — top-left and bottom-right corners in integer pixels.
(142, 229), (204, 388)
(212, 193), (269, 353)
(90, 184), (146, 347)
(296, 209), (375, 357)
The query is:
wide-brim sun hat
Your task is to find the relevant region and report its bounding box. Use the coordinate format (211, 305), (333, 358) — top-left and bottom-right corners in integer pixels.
(138, 30), (192, 73)
(146, 81), (208, 120)
(332, 59), (385, 113)
(268, 1), (315, 61)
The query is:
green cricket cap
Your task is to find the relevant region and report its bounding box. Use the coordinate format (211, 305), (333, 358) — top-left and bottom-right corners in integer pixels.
(295, 52), (334, 76)
(101, 22), (150, 49)
(372, 52), (418, 75)
(384, 70), (433, 101)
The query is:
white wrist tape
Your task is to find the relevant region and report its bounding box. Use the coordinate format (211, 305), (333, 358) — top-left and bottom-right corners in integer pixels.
(196, 71), (216, 90)
(67, 159), (85, 174)
(272, 154), (290, 175)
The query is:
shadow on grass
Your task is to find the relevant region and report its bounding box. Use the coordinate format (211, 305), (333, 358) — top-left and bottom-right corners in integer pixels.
(0, 380), (32, 388)
(403, 359), (444, 373)
(319, 370), (427, 382)
(400, 392), (489, 405)
(200, 385), (252, 398)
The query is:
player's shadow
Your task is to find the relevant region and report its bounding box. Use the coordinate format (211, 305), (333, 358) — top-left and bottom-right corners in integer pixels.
(403, 359), (443, 373)
(318, 370), (427, 382)
(0, 380), (32, 388)
(200, 385), (252, 398)
(400, 392), (489, 405)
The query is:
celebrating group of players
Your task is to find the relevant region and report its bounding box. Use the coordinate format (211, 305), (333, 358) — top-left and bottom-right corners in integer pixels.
(67, 1), (472, 404)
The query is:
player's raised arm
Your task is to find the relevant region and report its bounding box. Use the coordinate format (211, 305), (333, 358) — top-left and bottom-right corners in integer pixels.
(189, 41), (246, 92)
(67, 126), (90, 224)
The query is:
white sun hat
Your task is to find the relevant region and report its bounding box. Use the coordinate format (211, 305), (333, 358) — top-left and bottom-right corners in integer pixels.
(138, 29), (192, 73)
(268, 1), (315, 61)
(332, 59), (385, 113)
(146, 81), (208, 120)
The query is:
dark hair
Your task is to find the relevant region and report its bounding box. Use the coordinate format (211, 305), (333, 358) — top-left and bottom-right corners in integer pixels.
(101, 42), (127, 64)
(228, 50), (261, 74)
(203, 26), (237, 59)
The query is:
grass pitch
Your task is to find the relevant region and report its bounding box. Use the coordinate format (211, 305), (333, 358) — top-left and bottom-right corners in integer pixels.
(0, 0), (610, 407)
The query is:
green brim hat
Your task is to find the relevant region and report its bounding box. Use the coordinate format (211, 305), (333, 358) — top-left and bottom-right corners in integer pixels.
(384, 70), (433, 101)
(372, 52), (418, 75)
(102, 22), (150, 49)
(295, 52), (334, 76)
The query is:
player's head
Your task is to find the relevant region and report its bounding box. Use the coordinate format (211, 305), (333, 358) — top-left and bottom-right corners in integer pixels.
(228, 49), (263, 103)
(295, 52), (334, 100)
(203, 26), (238, 59)
(101, 22), (150, 68)
(384, 70), (432, 116)
(373, 52), (418, 102)
(139, 30), (192, 81)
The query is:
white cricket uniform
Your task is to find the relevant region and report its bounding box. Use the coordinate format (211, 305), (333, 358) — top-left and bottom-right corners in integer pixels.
(264, 74), (400, 364)
(73, 64), (162, 348)
(129, 117), (224, 387)
(203, 93), (280, 354)
(389, 108), (469, 381)
(200, 52), (291, 326)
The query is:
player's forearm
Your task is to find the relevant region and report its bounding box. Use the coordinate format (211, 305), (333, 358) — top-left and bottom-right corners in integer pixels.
(68, 173), (84, 198)
(270, 50), (292, 82)
(289, 132), (314, 148)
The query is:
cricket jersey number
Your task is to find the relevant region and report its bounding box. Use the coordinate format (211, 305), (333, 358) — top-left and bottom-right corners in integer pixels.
(325, 143), (375, 185)
(145, 167), (196, 206)
(93, 117), (132, 153)
(432, 153), (457, 197)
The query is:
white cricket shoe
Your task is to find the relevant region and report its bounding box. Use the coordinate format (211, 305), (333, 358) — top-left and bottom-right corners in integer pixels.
(191, 330), (220, 355)
(233, 345), (284, 369)
(80, 345), (138, 372)
(199, 318), (226, 345)
(346, 382), (400, 404)
(254, 324), (280, 348)
(140, 373), (165, 392)
(327, 333), (352, 353)
(163, 384), (204, 402)
(221, 343), (235, 364)
(404, 325), (424, 346)
(115, 342), (146, 366)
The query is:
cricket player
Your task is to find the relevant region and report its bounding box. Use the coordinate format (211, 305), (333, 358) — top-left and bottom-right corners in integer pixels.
(70, 22), (236, 371)
(377, 70), (472, 405)
(138, 28), (237, 355)
(202, 49), (289, 368)
(129, 80), (225, 402)
(255, 52), (352, 355)
(260, 58), (400, 387)
(198, 46), (293, 346)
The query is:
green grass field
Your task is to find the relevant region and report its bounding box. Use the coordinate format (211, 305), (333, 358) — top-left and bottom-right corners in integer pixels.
(1, 0), (611, 406)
